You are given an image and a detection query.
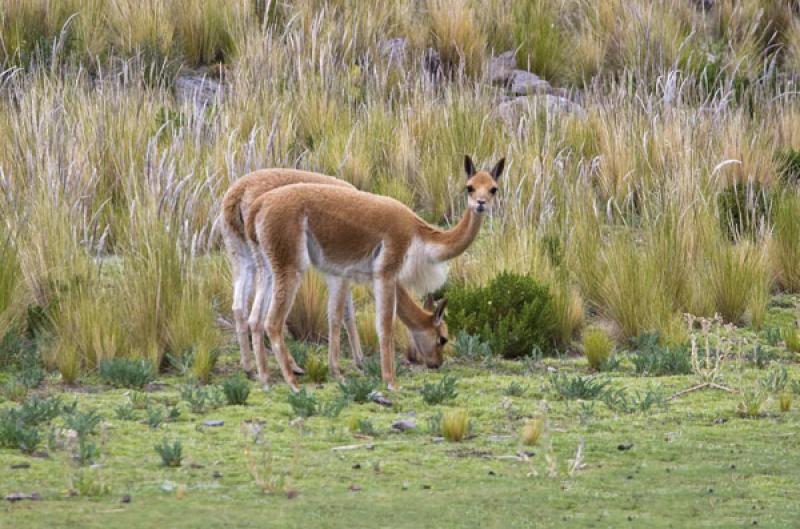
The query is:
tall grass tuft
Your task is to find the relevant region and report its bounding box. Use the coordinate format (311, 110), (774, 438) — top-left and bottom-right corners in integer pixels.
(771, 191), (800, 292)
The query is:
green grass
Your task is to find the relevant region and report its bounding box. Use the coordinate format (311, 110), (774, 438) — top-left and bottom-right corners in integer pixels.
(2, 349), (800, 528)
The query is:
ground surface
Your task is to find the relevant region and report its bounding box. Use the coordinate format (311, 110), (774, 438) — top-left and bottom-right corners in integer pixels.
(3, 301), (800, 529)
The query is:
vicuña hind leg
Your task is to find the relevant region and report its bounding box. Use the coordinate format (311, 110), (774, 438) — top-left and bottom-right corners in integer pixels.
(229, 245), (255, 377)
(374, 277), (398, 390)
(326, 276), (349, 380)
(266, 270), (302, 392)
(344, 290), (364, 369)
(248, 249), (273, 390)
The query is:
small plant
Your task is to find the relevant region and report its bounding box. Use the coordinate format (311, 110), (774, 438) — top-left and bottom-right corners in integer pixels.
(582, 326), (614, 371)
(420, 375), (458, 405)
(288, 388), (318, 418)
(114, 402), (136, 421)
(77, 439), (100, 465)
(320, 396), (349, 418)
(782, 326), (800, 354)
(154, 438), (183, 467)
(761, 326), (782, 347)
(779, 393), (792, 413)
(222, 375), (251, 406)
(736, 390), (766, 418)
(349, 417), (377, 437)
(503, 381), (527, 397)
(165, 351), (194, 376)
(445, 272), (558, 358)
(2, 378), (29, 402)
(746, 344), (776, 369)
(99, 358), (155, 389)
(0, 411), (41, 454)
(759, 366), (789, 394)
(64, 409), (102, 439)
(68, 467), (110, 497)
(145, 406), (165, 429)
(166, 403), (182, 421)
(130, 391), (150, 409)
(549, 373), (609, 400)
(630, 332), (691, 376)
(17, 395), (64, 425)
(180, 382), (225, 414)
(441, 409), (470, 442)
(427, 412), (443, 436)
(303, 354), (328, 384)
(521, 418), (545, 446)
(577, 401), (596, 425)
(603, 384), (667, 414)
(792, 380), (800, 395)
(338, 376), (378, 404)
(452, 331), (492, 362)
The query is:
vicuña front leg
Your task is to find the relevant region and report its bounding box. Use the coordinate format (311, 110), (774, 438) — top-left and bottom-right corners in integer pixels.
(326, 276), (349, 380)
(343, 290), (364, 369)
(265, 270), (302, 392)
(374, 277), (397, 390)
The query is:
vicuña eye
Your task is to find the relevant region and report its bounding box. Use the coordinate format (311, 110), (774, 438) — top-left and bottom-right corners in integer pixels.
(490, 187), (498, 194)
(466, 185), (474, 193)
(439, 336), (448, 346)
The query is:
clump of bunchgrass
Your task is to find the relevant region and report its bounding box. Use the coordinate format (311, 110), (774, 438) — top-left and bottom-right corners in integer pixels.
(782, 326), (800, 355)
(736, 390), (766, 419)
(441, 409), (470, 442)
(303, 354), (328, 385)
(582, 326), (614, 371)
(779, 393), (792, 413)
(503, 381), (527, 397)
(521, 418), (545, 446)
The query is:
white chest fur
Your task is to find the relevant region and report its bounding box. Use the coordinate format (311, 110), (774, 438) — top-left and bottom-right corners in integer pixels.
(398, 237), (448, 294)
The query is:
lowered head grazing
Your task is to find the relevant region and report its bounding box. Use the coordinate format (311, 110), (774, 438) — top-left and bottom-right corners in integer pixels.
(407, 297), (449, 369)
(464, 155), (504, 215)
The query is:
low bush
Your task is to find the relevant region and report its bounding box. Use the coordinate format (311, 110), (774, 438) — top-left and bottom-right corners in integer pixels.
(420, 375), (458, 405)
(99, 358), (155, 389)
(549, 373), (609, 400)
(338, 376), (378, 404)
(154, 438), (183, 467)
(222, 375), (250, 406)
(629, 332), (691, 376)
(445, 272), (558, 359)
(288, 388), (318, 418)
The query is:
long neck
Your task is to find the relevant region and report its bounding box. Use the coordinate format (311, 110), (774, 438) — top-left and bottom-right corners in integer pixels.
(395, 285), (433, 331)
(423, 208), (483, 261)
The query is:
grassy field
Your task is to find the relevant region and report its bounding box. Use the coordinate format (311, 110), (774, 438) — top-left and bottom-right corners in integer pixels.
(3, 1), (800, 526)
(3, 296), (800, 528)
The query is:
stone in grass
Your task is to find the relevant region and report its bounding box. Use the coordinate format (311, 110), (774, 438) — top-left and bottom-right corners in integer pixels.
(486, 51), (517, 86)
(509, 70), (551, 96)
(391, 419), (417, 432)
(5, 492), (42, 502)
(369, 391), (393, 407)
(203, 420), (224, 427)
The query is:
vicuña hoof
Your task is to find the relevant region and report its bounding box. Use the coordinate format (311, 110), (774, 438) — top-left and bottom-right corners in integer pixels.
(291, 365), (306, 376)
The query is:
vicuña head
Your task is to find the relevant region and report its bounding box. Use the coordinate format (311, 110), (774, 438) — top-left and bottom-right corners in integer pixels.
(464, 155), (504, 215)
(406, 296), (449, 368)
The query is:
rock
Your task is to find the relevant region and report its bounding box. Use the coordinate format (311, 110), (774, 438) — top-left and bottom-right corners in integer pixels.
(380, 38), (407, 66)
(487, 435), (513, 442)
(348, 484), (362, 492)
(432, 436), (444, 443)
(5, 492), (42, 502)
(509, 70), (551, 96)
(486, 50), (517, 86)
(160, 481), (176, 492)
(175, 72), (223, 109)
(120, 494), (131, 503)
(369, 391), (393, 407)
(391, 419), (417, 432)
(10, 463), (31, 469)
(617, 443), (633, 451)
(203, 420), (224, 427)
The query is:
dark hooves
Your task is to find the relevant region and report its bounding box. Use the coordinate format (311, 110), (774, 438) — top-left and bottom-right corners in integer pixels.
(292, 366), (306, 376)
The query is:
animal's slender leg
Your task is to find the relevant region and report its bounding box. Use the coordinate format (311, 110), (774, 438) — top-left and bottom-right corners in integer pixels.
(326, 276), (348, 380)
(374, 277), (397, 390)
(265, 269), (302, 392)
(248, 249), (271, 390)
(229, 242), (254, 376)
(343, 289), (363, 369)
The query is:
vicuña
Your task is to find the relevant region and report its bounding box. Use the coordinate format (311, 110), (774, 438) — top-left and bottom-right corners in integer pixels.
(222, 169), (449, 390)
(246, 156), (504, 390)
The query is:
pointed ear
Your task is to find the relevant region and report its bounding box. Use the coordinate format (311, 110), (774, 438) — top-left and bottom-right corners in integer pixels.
(433, 298), (448, 323)
(464, 155), (476, 178)
(423, 294), (435, 311)
(490, 158), (505, 181)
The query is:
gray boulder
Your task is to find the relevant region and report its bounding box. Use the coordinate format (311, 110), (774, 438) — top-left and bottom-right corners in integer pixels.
(509, 70), (551, 96)
(486, 50), (517, 86)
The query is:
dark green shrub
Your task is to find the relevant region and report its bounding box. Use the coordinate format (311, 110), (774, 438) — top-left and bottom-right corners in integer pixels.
(445, 272), (558, 359)
(99, 358), (155, 388)
(221, 375), (250, 405)
(630, 332), (691, 376)
(288, 388), (318, 418)
(17, 395), (64, 425)
(549, 373), (609, 400)
(420, 375), (458, 405)
(154, 438), (183, 467)
(338, 376), (378, 404)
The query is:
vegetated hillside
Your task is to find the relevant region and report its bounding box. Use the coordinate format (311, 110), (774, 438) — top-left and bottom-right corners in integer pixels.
(0, 0), (798, 377)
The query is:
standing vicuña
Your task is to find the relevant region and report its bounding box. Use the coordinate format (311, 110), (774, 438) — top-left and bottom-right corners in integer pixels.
(247, 156), (504, 390)
(222, 169), (449, 389)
